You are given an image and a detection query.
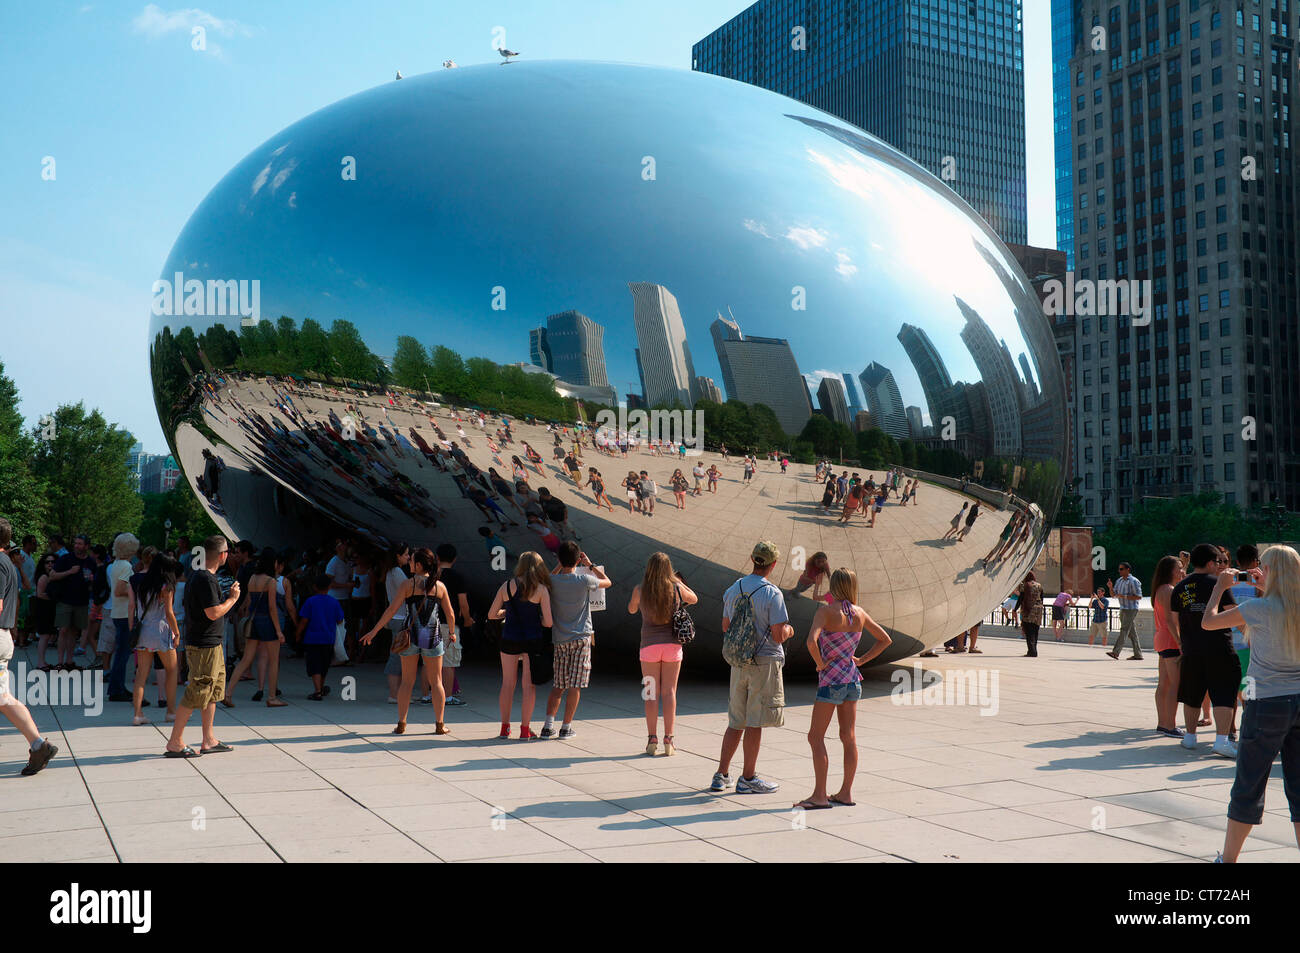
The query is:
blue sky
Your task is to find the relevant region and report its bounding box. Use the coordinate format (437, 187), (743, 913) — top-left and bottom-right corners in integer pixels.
(0, 1), (1054, 453)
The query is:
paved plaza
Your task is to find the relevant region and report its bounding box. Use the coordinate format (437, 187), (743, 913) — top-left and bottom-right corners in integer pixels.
(4, 635), (1296, 863)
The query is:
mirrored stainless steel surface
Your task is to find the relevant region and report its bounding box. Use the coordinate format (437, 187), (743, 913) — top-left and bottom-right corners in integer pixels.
(150, 61), (1066, 667)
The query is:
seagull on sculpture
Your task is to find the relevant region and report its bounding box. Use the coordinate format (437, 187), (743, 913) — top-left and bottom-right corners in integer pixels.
(498, 48), (519, 63)
(395, 69), (403, 80)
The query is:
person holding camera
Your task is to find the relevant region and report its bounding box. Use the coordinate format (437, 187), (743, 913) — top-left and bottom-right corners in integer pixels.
(542, 543), (611, 739)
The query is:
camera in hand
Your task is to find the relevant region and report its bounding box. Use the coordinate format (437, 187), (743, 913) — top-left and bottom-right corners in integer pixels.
(1235, 571), (1251, 583)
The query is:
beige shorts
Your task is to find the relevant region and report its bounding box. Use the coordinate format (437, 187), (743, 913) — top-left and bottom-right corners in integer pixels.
(1088, 621), (1108, 640)
(727, 659), (785, 730)
(182, 645), (227, 710)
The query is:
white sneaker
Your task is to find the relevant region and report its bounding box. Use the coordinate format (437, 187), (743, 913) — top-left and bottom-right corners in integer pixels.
(387, 696), (398, 704)
(1180, 734), (1197, 750)
(1212, 738), (1238, 759)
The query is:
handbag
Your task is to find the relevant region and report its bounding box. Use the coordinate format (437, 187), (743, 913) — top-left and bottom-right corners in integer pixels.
(671, 585), (695, 645)
(528, 641), (554, 685)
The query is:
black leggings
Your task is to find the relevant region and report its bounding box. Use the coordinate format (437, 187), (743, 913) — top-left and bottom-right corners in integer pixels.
(1022, 622), (1039, 656)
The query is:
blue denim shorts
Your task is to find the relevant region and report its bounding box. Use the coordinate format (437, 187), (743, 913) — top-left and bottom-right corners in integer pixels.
(815, 681), (862, 704)
(398, 641), (444, 659)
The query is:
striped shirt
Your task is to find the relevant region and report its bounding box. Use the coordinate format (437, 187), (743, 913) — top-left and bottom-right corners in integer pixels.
(1113, 575), (1142, 610)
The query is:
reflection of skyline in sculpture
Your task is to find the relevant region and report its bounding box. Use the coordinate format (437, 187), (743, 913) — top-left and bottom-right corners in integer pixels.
(628, 282), (699, 408)
(816, 375), (851, 426)
(146, 60), (1067, 667)
(957, 296), (1023, 457)
(859, 362), (909, 440)
(897, 322), (974, 438)
(525, 309), (617, 407)
(709, 312), (813, 435)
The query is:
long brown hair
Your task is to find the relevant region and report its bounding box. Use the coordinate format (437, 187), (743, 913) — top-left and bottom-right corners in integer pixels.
(1150, 554), (1182, 596)
(641, 552), (677, 625)
(512, 551), (552, 599)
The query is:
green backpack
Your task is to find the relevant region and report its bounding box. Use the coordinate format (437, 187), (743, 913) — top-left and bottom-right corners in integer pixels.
(721, 579), (771, 667)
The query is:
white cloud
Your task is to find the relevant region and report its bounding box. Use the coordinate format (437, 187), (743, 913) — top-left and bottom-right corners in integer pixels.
(132, 4), (252, 56)
(785, 225), (827, 250)
(250, 161), (271, 196)
(834, 250), (858, 277)
(270, 158), (298, 193)
(742, 219), (772, 239)
(287, 191), (297, 208)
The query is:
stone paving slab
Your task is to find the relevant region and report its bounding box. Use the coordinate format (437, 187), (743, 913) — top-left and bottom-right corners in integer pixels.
(0, 635), (1295, 862)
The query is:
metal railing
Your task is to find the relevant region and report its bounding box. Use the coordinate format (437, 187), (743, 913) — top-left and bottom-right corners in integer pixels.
(985, 603), (1133, 632)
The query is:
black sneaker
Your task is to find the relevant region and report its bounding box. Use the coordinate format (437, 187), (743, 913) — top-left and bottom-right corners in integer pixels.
(108, 692), (132, 703)
(251, 690), (264, 702)
(557, 726), (576, 740)
(539, 726), (555, 739)
(21, 741), (57, 776)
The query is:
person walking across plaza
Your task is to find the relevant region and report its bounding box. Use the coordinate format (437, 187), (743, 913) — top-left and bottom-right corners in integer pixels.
(1200, 544), (1300, 861)
(795, 568), (892, 810)
(1107, 562), (1144, 660)
(165, 536), (241, 758)
(712, 541), (793, 794)
(542, 542), (610, 740)
(0, 519), (58, 775)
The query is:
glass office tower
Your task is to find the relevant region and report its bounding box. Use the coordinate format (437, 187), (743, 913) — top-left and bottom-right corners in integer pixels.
(693, 0), (1028, 244)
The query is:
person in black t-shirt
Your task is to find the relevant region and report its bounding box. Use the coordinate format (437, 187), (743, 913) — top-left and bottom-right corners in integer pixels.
(166, 536), (241, 758)
(49, 535), (96, 672)
(1169, 543), (1240, 758)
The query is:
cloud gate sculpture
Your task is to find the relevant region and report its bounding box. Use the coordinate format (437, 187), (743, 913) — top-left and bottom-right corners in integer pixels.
(149, 61), (1066, 669)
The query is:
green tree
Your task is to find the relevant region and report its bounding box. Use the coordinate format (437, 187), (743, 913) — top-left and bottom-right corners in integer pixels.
(30, 403), (142, 542)
(391, 335), (430, 390)
(1094, 492), (1253, 584)
(797, 414), (854, 457)
(0, 361), (49, 544)
(137, 485), (220, 550)
(1054, 479), (1085, 526)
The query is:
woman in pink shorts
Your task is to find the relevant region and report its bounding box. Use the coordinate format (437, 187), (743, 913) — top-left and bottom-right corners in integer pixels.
(627, 552), (697, 757)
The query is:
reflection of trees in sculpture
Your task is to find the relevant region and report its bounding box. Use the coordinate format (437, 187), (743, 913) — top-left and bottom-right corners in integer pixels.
(696, 399), (786, 451)
(390, 340), (578, 420)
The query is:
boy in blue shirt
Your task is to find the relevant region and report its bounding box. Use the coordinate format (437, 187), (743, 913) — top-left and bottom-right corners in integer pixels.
(296, 573), (343, 700)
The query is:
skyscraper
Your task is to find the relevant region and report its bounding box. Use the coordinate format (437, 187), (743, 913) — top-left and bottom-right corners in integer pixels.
(841, 372), (865, 418)
(956, 298), (1022, 456)
(1063, 1), (1300, 523)
(1052, 0), (1081, 268)
(544, 310), (611, 389)
(905, 405), (924, 438)
(696, 376), (724, 404)
(692, 0), (1028, 244)
(628, 282), (699, 407)
(896, 322), (974, 435)
(710, 314), (814, 435)
(817, 375), (851, 426)
(858, 362), (909, 441)
(529, 327), (552, 372)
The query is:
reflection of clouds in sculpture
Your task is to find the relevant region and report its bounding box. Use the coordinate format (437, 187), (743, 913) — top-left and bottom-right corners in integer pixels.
(785, 225), (828, 249)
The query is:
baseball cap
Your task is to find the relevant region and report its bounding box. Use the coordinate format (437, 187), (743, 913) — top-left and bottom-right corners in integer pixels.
(751, 540), (779, 567)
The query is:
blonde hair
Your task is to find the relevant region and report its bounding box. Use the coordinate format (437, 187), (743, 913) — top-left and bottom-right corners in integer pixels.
(828, 568), (857, 604)
(641, 552), (677, 625)
(113, 533), (140, 560)
(512, 551), (552, 599)
(1259, 545), (1300, 654)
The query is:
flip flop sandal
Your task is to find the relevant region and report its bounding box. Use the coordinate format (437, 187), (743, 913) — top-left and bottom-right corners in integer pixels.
(828, 796), (856, 807)
(164, 746), (202, 758)
(200, 742), (233, 753)
(793, 800), (833, 810)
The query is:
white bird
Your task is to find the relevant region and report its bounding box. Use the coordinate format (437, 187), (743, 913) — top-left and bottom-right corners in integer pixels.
(498, 48), (519, 63)
(395, 69), (403, 80)
(442, 59), (458, 69)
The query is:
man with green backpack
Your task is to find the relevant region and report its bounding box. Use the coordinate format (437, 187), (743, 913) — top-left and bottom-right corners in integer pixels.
(713, 540), (793, 794)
